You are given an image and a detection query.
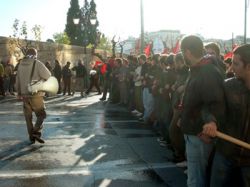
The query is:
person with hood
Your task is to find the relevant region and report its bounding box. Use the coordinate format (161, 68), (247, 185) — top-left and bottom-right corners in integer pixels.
(16, 48), (51, 144)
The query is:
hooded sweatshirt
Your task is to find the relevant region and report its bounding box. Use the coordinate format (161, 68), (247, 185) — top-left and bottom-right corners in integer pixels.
(16, 58), (51, 96)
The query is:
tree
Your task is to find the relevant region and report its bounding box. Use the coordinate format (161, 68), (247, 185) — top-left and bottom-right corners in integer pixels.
(98, 34), (111, 51)
(8, 19), (31, 58)
(65, 0), (81, 45)
(8, 19), (43, 58)
(53, 32), (70, 44)
(32, 24), (42, 41)
(65, 0), (100, 53)
(88, 0), (99, 53)
(79, 0), (90, 52)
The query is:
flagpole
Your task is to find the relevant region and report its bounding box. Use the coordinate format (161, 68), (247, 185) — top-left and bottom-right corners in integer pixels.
(244, 0), (247, 44)
(140, 0), (145, 54)
(232, 32), (234, 50)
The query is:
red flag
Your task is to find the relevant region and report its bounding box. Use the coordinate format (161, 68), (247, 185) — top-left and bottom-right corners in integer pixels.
(144, 43), (151, 57)
(100, 63), (107, 75)
(172, 40), (180, 54)
(162, 47), (169, 54)
(94, 61), (102, 68)
(224, 51), (233, 60)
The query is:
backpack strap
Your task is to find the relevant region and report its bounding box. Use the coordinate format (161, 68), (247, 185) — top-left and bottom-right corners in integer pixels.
(30, 60), (36, 83)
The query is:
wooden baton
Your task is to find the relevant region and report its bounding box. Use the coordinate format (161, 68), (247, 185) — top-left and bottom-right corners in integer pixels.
(216, 131), (250, 150)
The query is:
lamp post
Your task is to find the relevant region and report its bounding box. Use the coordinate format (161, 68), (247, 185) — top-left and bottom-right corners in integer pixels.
(73, 10), (99, 54)
(140, 0), (145, 54)
(72, 15), (89, 54)
(73, 18), (80, 25)
(244, 0), (248, 44)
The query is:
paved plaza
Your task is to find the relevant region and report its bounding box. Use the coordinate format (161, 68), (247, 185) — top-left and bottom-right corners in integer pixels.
(0, 93), (186, 187)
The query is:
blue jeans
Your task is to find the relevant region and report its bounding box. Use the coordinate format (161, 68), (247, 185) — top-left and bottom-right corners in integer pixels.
(142, 88), (154, 121)
(210, 151), (250, 187)
(184, 135), (213, 187)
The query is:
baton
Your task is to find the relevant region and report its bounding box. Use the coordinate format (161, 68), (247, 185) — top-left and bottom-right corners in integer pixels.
(216, 131), (250, 150)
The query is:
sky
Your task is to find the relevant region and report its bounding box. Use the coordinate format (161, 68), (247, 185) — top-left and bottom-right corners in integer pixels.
(0, 0), (249, 41)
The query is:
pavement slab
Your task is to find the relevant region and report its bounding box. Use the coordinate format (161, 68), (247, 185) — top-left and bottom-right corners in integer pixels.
(0, 94), (187, 187)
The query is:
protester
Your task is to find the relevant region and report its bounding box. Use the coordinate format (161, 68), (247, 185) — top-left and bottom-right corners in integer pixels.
(45, 61), (53, 73)
(109, 58), (122, 103)
(62, 61), (72, 96)
(0, 61), (5, 97)
(99, 57), (112, 101)
(169, 52), (189, 163)
(4, 60), (14, 95)
(156, 54), (177, 146)
(224, 57), (234, 78)
(203, 44), (250, 187)
(53, 59), (62, 94)
(180, 35), (225, 187)
(117, 58), (129, 106)
(71, 60), (87, 97)
(85, 61), (101, 95)
(15, 48), (51, 143)
(204, 42), (226, 75)
(131, 55), (145, 117)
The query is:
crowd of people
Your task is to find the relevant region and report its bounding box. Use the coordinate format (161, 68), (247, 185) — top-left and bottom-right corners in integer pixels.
(0, 58), (90, 98)
(93, 35), (250, 187)
(0, 59), (16, 96)
(1, 34), (250, 186)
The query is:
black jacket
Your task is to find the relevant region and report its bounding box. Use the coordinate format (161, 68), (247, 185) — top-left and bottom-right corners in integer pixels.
(180, 57), (225, 135)
(217, 78), (250, 166)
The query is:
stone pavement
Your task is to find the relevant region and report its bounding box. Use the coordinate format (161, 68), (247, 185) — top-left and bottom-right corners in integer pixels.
(0, 93), (187, 187)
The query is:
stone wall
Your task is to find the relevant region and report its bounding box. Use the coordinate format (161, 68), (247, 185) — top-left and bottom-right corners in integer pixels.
(0, 36), (105, 69)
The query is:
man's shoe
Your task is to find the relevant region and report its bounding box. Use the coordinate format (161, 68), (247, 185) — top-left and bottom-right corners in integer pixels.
(32, 134), (45, 144)
(157, 137), (166, 143)
(176, 161), (187, 168)
(136, 113), (143, 117)
(138, 117), (145, 122)
(29, 137), (35, 144)
(99, 97), (106, 101)
(131, 110), (139, 114)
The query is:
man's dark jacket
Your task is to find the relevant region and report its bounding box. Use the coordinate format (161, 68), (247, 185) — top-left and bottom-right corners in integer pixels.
(180, 56), (226, 135)
(217, 77), (250, 166)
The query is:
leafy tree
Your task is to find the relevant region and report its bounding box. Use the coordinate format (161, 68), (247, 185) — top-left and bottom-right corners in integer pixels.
(79, 0), (90, 52)
(8, 19), (43, 58)
(88, 0), (99, 52)
(98, 34), (111, 51)
(53, 32), (70, 44)
(65, 0), (100, 53)
(32, 24), (42, 41)
(8, 19), (31, 57)
(20, 21), (28, 39)
(65, 0), (81, 45)
(46, 39), (54, 43)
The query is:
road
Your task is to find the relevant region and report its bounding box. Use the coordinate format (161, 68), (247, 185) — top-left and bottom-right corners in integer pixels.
(0, 93), (186, 187)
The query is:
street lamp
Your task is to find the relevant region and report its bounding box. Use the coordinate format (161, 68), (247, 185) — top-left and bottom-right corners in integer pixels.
(90, 12), (97, 25)
(90, 18), (97, 25)
(73, 18), (80, 25)
(140, 0), (145, 54)
(73, 11), (99, 54)
(73, 16), (88, 53)
(244, 0), (248, 44)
